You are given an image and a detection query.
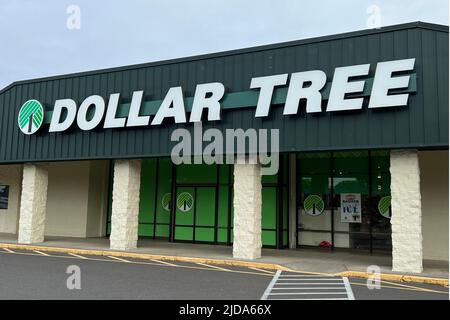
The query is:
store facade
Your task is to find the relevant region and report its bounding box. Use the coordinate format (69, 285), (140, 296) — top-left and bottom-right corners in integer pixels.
(0, 22), (448, 273)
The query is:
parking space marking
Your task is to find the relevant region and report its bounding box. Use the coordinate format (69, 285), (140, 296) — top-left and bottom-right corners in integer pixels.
(272, 287), (348, 290)
(68, 253), (88, 259)
(269, 297), (349, 300)
(350, 281), (424, 292)
(0, 248), (273, 277)
(107, 255), (131, 263)
(248, 267), (275, 275)
(379, 279), (446, 293)
(33, 250), (50, 256)
(343, 277), (355, 300)
(349, 279), (449, 294)
(261, 270), (282, 300)
(268, 292), (348, 296)
(1, 247), (446, 296)
(277, 278), (343, 281)
(272, 282), (343, 285)
(262, 271), (354, 300)
(0, 250), (271, 277)
(196, 262), (230, 272)
(150, 259), (178, 267)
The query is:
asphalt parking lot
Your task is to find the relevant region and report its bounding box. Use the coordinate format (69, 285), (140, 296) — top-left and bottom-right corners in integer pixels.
(0, 248), (447, 300)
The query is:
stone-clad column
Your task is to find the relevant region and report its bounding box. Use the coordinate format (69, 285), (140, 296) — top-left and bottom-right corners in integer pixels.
(110, 160), (141, 251)
(390, 150), (423, 273)
(232, 162), (262, 260)
(18, 164), (49, 244)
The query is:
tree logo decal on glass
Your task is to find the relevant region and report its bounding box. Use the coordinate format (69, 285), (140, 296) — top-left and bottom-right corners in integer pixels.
(18, 99), (44, 135)
(161, 193), (171, 212)
(304, 195), (325, 216)
(378, 196), (392, 219)
(177, 192), (193, 212)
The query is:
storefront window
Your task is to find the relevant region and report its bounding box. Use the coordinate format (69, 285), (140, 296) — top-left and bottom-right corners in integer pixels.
(370, 150), (392, 252)
(298, 153), (332, 247)
(107, 158), (289, 249)
(333, 151), (370, 250)
(297, 150), (391, 253)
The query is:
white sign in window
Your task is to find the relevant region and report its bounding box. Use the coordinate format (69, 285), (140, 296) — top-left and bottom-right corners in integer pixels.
(340, 193), (361, 223)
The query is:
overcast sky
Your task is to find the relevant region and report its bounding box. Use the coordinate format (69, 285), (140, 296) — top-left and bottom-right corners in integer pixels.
(0, 0), (448, 90)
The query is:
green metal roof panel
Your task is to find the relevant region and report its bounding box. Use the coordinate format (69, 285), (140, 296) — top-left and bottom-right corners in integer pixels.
(0, 22), (448, 163)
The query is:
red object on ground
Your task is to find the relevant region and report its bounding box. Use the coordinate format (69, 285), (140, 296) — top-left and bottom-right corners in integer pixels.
(319, 241), (332, 248)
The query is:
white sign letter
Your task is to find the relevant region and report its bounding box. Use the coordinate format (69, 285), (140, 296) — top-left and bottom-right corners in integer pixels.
(284, 70), (327, 115)
(127, 91), (149, 127)
(104, 93), (126, 128)
(368, 58), (415, 109)
(77, 95), (105, 131)
(151, 87), (187, 125)
(327, 64), (370, 111)
(49, 99), (77, 132)
(189, 82), (225, 122)
(251, 74), (288, 117)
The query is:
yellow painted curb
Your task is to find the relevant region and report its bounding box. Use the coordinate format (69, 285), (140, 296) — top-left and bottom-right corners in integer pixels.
(0, 242), (288, 271)
(336, 270), (449, 287)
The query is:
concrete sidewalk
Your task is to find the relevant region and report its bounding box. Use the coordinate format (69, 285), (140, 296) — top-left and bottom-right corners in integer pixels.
(0, 233), (447, 281)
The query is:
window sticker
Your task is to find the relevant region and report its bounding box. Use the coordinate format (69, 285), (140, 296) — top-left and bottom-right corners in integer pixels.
(304, 195), (325, 216)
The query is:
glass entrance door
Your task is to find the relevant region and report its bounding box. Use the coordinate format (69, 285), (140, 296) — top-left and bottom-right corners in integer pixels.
(174, 186), (216, 242)
(173, 163), (231, 244)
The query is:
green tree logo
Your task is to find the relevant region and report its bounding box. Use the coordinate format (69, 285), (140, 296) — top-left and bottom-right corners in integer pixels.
(161, 193), (171, 212)
(378, 196), (392, 219)
(304, 195), (325, 216)
(177, 192), (193, 212)
(18, 99), (44, 135)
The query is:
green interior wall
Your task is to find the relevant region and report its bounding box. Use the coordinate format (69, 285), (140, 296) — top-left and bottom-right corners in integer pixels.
(107, 158), (288, 248)
(107, 158), (172, 238)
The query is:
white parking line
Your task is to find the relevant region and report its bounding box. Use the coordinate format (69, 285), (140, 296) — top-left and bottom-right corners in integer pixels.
(150, 259), (178, 267)
(68, 253), (88, 259)
(261, 270), (282, 300)
(268, 292), (348, 295)
(248, 267), (275, 274)
(107, 255), (131, 263)
(196, 262), (230, 272)
(272, 287), (348, 290)
(3, 248), (14, 253)
(343, 277), (355, 300)
(33, 250), (50, 256)
(280, 274), (330, 278)
(277, 278), (343, 281)
(262, 271), (356, 300)
(269, 297), (349, 300)
(273, 282), (343, 285)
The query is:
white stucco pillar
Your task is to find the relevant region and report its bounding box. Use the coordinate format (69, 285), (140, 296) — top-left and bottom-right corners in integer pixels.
(109, 160), (141, 251)
(232, 162), (262, 260)
(18, 164), (48, 244)
(390, 150), (423, 273)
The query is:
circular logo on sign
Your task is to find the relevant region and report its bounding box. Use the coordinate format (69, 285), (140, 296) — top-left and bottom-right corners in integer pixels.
(161, 193), (171, 212)
(18, 99), (44, 135)
(176, 192), (193, 212)
(304, 195), (325, 216)
(378, 196), (392, 219)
